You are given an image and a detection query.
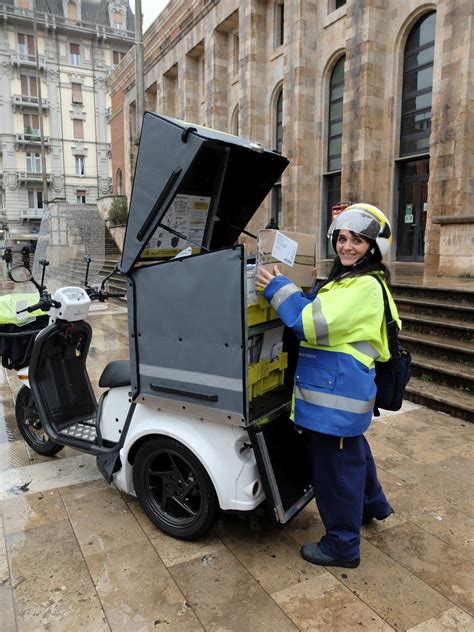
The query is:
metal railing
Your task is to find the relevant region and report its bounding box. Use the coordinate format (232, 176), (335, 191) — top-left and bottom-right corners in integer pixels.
(20, 208), (45, 220)
(11, 51), (46, 69)
(11, 94), (50, 110)
(16, 133), (50, 146)
(17, 171), (51, 182)
(0, 3), (134, 41)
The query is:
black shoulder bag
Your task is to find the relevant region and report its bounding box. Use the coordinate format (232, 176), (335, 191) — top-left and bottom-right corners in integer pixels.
(373, 277), (411, 416)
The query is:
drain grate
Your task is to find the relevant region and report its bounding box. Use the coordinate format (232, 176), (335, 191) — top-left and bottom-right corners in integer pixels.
(61, 420), (97, 442)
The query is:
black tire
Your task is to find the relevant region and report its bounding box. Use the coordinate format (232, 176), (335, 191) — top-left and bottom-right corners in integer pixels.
(15, 385), (64, 456)
(133, 436), (219, 540)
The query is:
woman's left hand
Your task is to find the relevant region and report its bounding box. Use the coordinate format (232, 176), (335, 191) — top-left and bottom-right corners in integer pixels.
(255, 264), (282, 289)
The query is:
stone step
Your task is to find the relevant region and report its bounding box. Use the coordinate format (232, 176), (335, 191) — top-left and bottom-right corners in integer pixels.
(395, 296), (474, 323)
(410, 352), (474, 391)
(392, 283), (474, 306)
(400, 330), (474, 365)
(399, 311), (473, 342)
(404, 376), (473, 423)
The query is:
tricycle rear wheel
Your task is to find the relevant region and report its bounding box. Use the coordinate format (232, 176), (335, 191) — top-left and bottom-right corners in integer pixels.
(15, 385), (64, 456)
(133, 436), (218, 540)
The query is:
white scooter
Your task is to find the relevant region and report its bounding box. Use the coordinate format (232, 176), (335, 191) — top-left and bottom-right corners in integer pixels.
(8, 114), (314, 540)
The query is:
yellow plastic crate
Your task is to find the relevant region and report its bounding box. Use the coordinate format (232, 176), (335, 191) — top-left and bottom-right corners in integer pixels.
(247, 295), (278, 327)
(248, 352), (288, 400)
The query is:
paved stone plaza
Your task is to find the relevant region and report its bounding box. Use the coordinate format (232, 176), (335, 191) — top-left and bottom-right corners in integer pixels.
(0, 294), (473, 631)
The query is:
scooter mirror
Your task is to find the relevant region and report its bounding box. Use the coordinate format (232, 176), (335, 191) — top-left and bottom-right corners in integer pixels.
(8, 264), (32, 283)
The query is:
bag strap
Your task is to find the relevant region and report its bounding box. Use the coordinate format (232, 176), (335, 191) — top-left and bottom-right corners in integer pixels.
(372, 275), (400, 358)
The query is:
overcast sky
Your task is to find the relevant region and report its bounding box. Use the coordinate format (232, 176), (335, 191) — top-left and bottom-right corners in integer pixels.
(131, 0), (170, 31)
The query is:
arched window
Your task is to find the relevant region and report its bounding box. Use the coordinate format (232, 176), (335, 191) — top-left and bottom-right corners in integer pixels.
(116, 168), (123, 196)
(400, 12), (436, 157)
(397, 12), (436, 262)
(231, 105), (239, 136)
(271, 86), (283, 226)
(325, 56), (345, 256)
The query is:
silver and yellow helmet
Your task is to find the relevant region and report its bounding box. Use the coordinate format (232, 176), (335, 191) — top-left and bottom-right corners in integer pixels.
(327, 203), (392, 258)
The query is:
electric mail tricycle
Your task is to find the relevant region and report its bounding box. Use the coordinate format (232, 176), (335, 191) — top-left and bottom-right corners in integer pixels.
(16, 113), (314, 539)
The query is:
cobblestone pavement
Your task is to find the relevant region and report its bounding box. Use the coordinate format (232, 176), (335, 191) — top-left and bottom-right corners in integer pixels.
(0, 276), (473, 631)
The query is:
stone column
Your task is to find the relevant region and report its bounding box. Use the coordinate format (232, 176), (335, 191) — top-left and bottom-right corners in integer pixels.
(425, 0), (474, 275)
(341, 1), (387, 208)
(239, 0), (266, 142)
(282, 0), (319, 233)
(207, 28), (229, 131)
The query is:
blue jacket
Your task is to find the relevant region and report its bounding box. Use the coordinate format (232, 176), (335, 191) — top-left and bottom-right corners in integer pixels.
(264, 273), (400, 437)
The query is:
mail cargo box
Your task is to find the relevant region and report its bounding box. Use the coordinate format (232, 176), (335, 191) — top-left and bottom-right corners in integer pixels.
(257, 229), (316, 288)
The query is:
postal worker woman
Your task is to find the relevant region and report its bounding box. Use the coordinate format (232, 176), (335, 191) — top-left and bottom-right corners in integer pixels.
(255, 203), (399, 569)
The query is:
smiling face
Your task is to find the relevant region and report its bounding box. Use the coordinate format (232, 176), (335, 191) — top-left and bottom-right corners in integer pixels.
(336, 229), (371, 267)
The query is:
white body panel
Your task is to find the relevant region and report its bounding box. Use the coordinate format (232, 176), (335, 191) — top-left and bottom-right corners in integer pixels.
(49, 287), (90, 323)
(100, 389), (264, 512)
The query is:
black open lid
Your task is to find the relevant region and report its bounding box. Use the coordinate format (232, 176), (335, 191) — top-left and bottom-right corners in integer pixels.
(119, 112), (289, 274)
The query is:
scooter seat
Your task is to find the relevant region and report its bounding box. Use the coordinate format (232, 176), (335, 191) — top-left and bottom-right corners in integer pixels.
(99, 360), (131, 388)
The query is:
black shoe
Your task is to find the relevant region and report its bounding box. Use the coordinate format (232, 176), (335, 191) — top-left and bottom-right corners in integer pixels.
(301, 543), (360, 569)
(362, 507), (394, 526)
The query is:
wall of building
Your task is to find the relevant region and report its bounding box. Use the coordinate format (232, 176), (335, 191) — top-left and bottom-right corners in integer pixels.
(108, 0), (474, 277)
(0, 0), (134, 245)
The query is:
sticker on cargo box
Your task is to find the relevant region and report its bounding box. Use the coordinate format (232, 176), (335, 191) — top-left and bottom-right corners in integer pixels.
(271, 232), (298, 267)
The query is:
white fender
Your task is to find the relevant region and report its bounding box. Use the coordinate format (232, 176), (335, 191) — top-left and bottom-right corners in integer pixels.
(112, 400), (265, 512)
(16, 366), (30, 388)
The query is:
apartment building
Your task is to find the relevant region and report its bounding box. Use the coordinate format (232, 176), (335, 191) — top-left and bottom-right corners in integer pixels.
(0, 0), (134, 246)
(108, 0), (474, 277)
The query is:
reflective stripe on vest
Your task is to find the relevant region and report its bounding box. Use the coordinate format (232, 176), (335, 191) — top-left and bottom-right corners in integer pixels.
(270, 282), (300, 311)
(295, 385), (375, 414)
(350, 341), (379, 359)
(311, 297), (329, 345)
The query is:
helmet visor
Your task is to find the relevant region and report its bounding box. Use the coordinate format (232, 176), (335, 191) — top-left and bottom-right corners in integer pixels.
(327, 207), (382, 241)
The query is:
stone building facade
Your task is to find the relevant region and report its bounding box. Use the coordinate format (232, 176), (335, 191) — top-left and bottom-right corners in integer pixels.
(108, 0), (474, 277)
(0, 0), (134, 246)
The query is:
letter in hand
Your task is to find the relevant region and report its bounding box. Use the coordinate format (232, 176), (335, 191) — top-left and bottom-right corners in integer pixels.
(255, 264), (282, 290)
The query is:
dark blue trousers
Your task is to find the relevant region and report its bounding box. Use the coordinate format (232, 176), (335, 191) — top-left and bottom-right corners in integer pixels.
(310, 431), (391, 561)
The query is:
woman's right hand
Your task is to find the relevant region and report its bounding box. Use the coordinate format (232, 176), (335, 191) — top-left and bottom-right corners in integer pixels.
(255, 264), (282, 290)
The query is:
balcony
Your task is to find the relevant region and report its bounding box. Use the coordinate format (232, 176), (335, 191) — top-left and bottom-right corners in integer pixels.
(0, 3), (134, 41)
(20, 208), (45, 220)
(17, 171), (51, 183)
(12, 51), (46, 70)
(15, 133), (50, 149)
(11, 94), (50, 113)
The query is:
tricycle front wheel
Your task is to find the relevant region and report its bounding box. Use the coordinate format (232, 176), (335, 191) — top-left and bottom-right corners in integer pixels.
(15, 385), (64, 456)
(133, 436), (218, 540)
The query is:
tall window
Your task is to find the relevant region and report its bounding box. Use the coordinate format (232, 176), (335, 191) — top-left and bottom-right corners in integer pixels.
(21, 75), (37, 99)
(26, 152), (41, 173)
(232, 33), (240, 76)
(112, 50), (125, 68)
(73, 119), (84, 139)
(28, 190), (43, 209)
(116, 169), (123, 195)
(67, 1), (77, 21)
(70, 43), (81, 66)
(274, 2), (284, 48)
(327, 57), (344, 172)
(17, 33), (35, 62)
(23, 113), (39, 135)
(400, 12), (436, 156)
(76, 190), (86, 204)
(112, 10), (124, 30)
(71, 82), (83, 103)
(397, 12), (436, 262)
(271, 87), (283, 225)
(325, 56), (345, 256)
(75, 155), (85, 176)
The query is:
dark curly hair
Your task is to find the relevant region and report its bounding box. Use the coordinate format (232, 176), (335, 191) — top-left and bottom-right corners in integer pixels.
(322, 230), (391, 289)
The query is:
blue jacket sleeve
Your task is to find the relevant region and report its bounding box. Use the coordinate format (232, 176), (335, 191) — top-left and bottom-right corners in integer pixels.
(263, 276), (311, 341)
